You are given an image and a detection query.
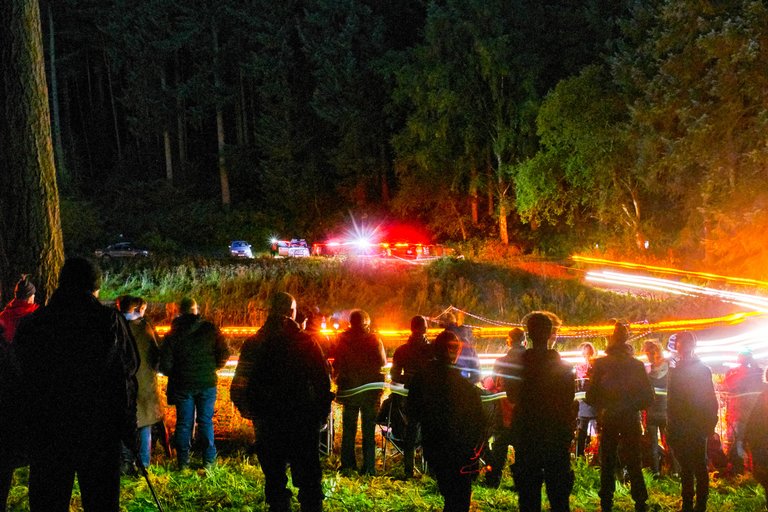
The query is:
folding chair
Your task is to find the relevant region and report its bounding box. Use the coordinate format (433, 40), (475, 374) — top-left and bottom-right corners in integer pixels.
(319, 408), (335, 456)
(377, 394), (426, 473)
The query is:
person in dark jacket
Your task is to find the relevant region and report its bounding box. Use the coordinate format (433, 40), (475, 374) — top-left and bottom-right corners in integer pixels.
(441, 312), (481, 383)
(482, 327), (526, 489)
(642, 340), (669, 476)
(390, 315), (433, 478)
(0, 274), (39, 343)
(585, 320), (654, 512)
(332, 309), (386, 476)
(14, 257), (139, 512)
(721, 349), (763, 474)
(232, 292), (333, 512)
(160, 297), (229, 469)
(667, 331), (718, 512)
(746, 367), (768, 511)
(508, 312), (575, 512)
(407, 330), (485, 512)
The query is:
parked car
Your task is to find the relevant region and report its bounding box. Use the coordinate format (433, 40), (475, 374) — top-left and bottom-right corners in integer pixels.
(94, 242), (150, 260)
(277, 239), (310, 258)
(229, 240), (254, 258)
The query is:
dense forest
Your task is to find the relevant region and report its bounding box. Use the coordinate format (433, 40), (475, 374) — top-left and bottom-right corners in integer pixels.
(44, 0), (768, 269)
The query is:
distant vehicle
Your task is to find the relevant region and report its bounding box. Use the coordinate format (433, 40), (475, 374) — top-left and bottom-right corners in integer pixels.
(229, 240), (254, 258)
(277, 239), (310, 258)
(94, 242), (149, 260)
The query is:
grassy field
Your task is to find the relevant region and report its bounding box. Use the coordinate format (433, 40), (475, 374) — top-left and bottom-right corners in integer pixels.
(5, 450), (766, 511)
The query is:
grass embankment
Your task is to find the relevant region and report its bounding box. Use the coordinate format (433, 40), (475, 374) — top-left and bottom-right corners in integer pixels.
(5, 454), (766, 511)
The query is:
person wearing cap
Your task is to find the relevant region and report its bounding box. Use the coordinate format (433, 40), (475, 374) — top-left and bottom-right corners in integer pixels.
(508, 312), (575, 511)
(390, 315), (433, 478)
(667, 331), (718, 512)
(407, 330), (485, 512)
(332, 309), (386, 476)
(721, 348), (763, 474)
(232, 292), (333, 512)
(440, 312), (481, 383)
(159, 297), (229, 470)
(0, 275), (39, 343)
(14, 257), (139, 511)
(585, 320), (654, 512)
(482, 327), (526, 489)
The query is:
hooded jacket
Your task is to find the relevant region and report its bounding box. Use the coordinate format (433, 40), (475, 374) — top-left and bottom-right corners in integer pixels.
(0, 299), (38, 343)
(332, 326), (386, 403)
(585, 343), (654, 421)
(667, 357), (718, 439)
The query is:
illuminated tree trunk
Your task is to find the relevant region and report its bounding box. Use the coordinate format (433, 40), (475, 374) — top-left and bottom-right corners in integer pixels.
(0, 0), (65, 303)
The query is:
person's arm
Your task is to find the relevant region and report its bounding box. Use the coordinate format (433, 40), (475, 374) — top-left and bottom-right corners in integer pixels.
(213, 325), (230, 369)
(158, 331), (174, 376)
(390, 348), (405, 385)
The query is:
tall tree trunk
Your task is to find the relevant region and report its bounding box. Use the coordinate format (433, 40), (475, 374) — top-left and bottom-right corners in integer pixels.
(160, 72), (173, 183)
(469, 166), (479, 225)
(494, 158), (509, 245)
(103, 49), (122, 161)
(380, 144), (390, 203)
(46, 1), (67, 187)
(175, 52), (187, 173)
(0, 0), (65, 303)
(212, 23), (230, 207)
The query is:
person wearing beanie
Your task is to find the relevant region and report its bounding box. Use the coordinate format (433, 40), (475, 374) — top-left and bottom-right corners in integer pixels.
(0, 275), (39, 343)
(14, 257), (139, 511)
(586, 320), (655, 512)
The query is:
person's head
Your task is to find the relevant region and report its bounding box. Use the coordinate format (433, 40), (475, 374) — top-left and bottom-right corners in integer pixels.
(136, 297), (148, 317)
(349, 309), (371, 331)
(179, 297), (199, 315)
(441, 312), (457, 327)
(14, 274), (36, 303)
(269, 292), (296, 320)
(579, 342), (596, 361)
(643, 340), (663, 364)
(434, 330), (462, 364)
(524, 311), (561, 350)
(410, 315), (427, 335)
(670, 331), (696, 359)
(117, 295), (141, 314)
(737, 349), (755, 367)
(58, 257), (102, 296)
(608, 319), (630, 347)
(507, 328), (525, 349)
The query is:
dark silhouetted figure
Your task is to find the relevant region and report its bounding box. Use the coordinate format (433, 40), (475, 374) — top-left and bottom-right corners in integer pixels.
(333, 309), (386, 476)
(0, 275), (38, 343)
(667, 331), (718, 512)
(441, 312), (481, 383)
(232, 292), (333, 512)
(586, 320), (654, 512)
(508, 312), (575, 512)
(408, 330), (485, 512)
(721, 349), (763, 474)
(14, 258), (138, 512)
(746, 367), (768, 511)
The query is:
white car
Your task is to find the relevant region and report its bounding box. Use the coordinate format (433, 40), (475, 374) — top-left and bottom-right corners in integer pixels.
(277, 239), (310, 258)
(229, 240), (254, 258)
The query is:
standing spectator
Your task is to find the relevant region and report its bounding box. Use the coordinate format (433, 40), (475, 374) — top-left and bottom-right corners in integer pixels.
(120, 296), (163, 470)
(643, 340), (669, 476)
(721, 349), (763, 474)
(586, 320), (654, 512)
(0, 275), (38, 343)
(407, 331), (485, 512)
(160, 297), (230, 470)
(232, 292), (333, 512)
(14, 257), (139, 512)
(575, 342), (598, 458)
(390, 315), (433, 478)
(303, 307), (332, 358)
(508, 312), (575, 512)
(441, 312), (481, 383)
(482, 327), (526, 489)
(746, 367), (768, 511)
(667, 331), (718, 512)
(333, 309), (386, 476)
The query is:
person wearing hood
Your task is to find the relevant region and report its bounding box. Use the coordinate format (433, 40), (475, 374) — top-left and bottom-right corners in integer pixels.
(14, 257), (138, 511)
(159, 297), (229, 470)
(585, 320), (654, 512)
(0, 275), (39, 343)
(232, 292), (333, 512)
(508, 312), (575, 511)
(407, 330), (485, 512)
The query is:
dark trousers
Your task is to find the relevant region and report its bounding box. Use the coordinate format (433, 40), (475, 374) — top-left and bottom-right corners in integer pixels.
(669, 434), (709, 512)
(255, 420), (324, 512)
(645, 415), (667, 474)
(485, 427), (515, 487)
(340, 396), (378, 475)
(431, 456), (473, 512)
(576, 416), (596, 457)
(599, 417), (648, 511)
(515, 444), (573, 512)
(28, 440), (121, 512)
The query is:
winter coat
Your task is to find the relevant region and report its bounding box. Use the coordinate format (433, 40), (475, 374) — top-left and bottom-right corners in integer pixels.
(129, 317), (163, 427)
(332, 327), (386, 405)
(231, 315), (333, 426)
(390, 334), (433, 386)
(444, 323), (481, 383)
(407, 359), (486, 467)
(159, 313), (229, 396)
(721, 364), (763, 423)
(585, 343), (655, 423)
(645, 359), (669, 421)
(509, 348), (576, 448)
(489, 346), (525, 429)
(667, 357), (718, 439)
(0, 299), (39, 342)
(746, 384), (768, 468)
(14, 290), (139, 452)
